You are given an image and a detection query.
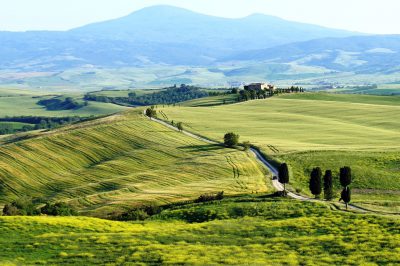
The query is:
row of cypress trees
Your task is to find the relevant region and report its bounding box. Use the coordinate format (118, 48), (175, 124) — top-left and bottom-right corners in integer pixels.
(278, 163), (353, 209)
(309, 166), (352, 208)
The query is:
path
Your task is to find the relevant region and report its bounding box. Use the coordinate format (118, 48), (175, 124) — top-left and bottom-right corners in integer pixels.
(148, 114), (369, 213)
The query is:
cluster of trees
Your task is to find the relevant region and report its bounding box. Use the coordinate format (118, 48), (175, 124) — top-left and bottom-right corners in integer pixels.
(2, 197), (76, 216)
(237, 87), (271, 101)
(37, 97), (87, 111)
(235, 86), (304, 102)
(0, 116), (87, 135)
(275, 86), (305, 94)
(85, 84), (211, 106)
(308, 166), (352, 208)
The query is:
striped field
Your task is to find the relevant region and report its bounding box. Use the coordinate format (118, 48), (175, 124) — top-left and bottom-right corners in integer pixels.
(0, 110), (269, 217)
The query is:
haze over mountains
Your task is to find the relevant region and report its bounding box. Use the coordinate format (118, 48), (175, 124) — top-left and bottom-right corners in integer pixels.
(0, 5), (399, 79)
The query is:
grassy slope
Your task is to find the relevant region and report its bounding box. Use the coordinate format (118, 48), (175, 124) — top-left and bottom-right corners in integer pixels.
(0, 111), (268, 217)
(181, 94), (238, 107)
(0, 196), (399, 265)
(161, 93), (400, 212)
(0, 95), (128, 117)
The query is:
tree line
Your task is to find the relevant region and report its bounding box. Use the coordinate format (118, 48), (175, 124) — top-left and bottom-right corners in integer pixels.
(85, 84), (211, 106)
(236, 86), (305, 102)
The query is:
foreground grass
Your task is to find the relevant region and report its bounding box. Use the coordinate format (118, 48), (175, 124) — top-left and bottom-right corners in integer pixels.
(0, 197), (399, 265)
(0, 111), (268, 217)
(161, 93), (400, 212)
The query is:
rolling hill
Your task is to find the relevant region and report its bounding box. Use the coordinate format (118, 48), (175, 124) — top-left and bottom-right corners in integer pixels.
(0, 110), (268, 217)
(161, 93), (400, 213)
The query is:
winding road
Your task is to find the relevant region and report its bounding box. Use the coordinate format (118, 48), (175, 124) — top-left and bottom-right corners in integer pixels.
(148, 114), (369, 213)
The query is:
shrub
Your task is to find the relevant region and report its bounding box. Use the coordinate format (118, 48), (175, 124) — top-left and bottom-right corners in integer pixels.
(2, 197), (39, 216)
(242, 141), (251, 151)
(194, 191), (224, 203)
(118, 204), (162, 221)
(176, 122), (183, 132)
(41, 202), (77, 216)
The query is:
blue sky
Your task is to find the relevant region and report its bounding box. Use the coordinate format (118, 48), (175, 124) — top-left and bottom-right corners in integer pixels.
(1, 0), (398, 34)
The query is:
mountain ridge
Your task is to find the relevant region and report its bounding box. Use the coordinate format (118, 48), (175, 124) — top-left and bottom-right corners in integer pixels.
(0, 5), (361, 71)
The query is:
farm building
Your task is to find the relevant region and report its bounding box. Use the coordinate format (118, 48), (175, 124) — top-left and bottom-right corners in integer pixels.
(244, 83), (275, 91)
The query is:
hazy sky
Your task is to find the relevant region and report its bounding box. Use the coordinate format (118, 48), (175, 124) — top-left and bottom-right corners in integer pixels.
(1, 0), (398, 34)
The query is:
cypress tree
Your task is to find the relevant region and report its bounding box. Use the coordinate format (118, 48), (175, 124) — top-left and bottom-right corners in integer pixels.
(278, 163), (289, 194)
(323, 170), (334, 201)
(340, 187), (351, 209)
(309, 167), (322, 198)
(339, 166), (352, 209)
(340, 166), (352, 187)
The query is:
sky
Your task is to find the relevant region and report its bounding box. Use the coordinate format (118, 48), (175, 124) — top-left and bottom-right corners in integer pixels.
(0, 0), (398, 34)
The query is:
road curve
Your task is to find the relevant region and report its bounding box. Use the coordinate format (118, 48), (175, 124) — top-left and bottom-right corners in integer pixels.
(148, 114), (369, 213)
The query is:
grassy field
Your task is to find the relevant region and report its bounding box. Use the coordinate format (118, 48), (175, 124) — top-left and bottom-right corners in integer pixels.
(160, 93), (400, 212)
(0, 110), (268, 217)
(181, 94), (238, 107)
(0, 121), (34, 129)
(0, 196), (399, 265)
(0, 93), (128, 118)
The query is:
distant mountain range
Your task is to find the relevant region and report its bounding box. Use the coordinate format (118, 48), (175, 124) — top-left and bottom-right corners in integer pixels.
(1, 5), (399, 79)
(0, 5), (359, 71)
(228, 35), (400, 74)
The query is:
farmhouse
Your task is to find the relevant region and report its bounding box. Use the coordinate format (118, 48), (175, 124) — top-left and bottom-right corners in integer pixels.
(244, 83), (275, 91)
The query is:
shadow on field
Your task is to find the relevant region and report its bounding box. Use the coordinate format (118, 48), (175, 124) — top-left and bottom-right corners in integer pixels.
(180, 144), (223, 152)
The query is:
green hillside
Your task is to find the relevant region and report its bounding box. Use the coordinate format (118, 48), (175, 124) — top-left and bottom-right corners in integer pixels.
(161, 93), (400, 213)
(0, 94), (128, 118)
(1, 196), (399, 265)
(0, 111), (268, 217)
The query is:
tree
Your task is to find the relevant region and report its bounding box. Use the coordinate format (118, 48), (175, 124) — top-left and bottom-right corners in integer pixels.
(145, 107), (157, 118)
(323, 170), (334, 201)
(176, 122), (183, 132)
(340, 167), (352, 187)
(224, 132), (239, 147)
(340, 187), (351, 209)
(278, 163), (289, 194)
(309, 167), (322, 198)
(339, 166), (352, 209)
